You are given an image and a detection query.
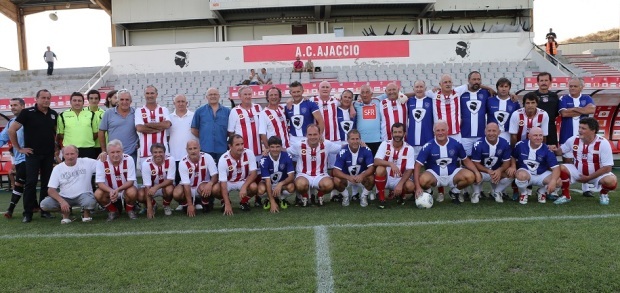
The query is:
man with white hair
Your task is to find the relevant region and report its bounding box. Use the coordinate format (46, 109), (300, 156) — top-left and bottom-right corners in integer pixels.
(506, 127), (560, 205)
(414, 120), (481, 204)
(378, 83), (407, 141)
(168, 94), (197, 185)
(431, 74), (461, 139)
(405, 80), (434, 155)
(94, 139), (139, 221)
(41, 145), (98, 224)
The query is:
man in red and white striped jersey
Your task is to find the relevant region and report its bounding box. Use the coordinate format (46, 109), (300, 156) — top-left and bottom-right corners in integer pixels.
(218, 134), (258, 215)
(135, 85), (172, 167)
(228, 86), (263, 161)
(309, 81), (340, 143)
(259, 87), (290, 155)
(508, 92), (550, 147)
(373, 123), (416, 209)
(430, 74), (461, 140)
(557, 118), (617, 205)
(138, 143), (175, 219)
(94, 139), (138, 221)
(379, 83), (407, 141)
(287, 124), (342, 207)
(174, 139), (219, 217)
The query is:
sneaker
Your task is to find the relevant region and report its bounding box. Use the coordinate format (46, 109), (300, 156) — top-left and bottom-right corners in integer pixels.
(301, 197), (309, 207)
(279, 199), (289, 209)
(195, 204), (203, 210)
(175, 205), (184, 211)
(462, 192), (470, 201)
(263, 200), (271, 210)
(378, 200), (387, 209)
(449, 192), (461, 205)
(493, 192), (504, 203)
(519, 194), (528, 205)
(600, 194), (610, 205)
(163, 205), (172, 216)
(136, 202), (146, 215)
(60, 218), (72, 224)
(554, 196), (571, 205)
(471, 192), (480, 204)
(106, 212), (118, 222)
(81, 217), (92, 223)
(547, 193), (559, 201)
(538, 193), (547, 204)
(360, 195), (368, 207)
(240, 202), (251, 211)
(342, 195), (350, 207)
(583, 191), (594, 198)
(4, 211), (12, 219)
(317, 196), (324, 206)
(396, 196), (406, 206)
(512, 192), (519, 201)
(351, 194), (360, 202)
(368, 192), (376, 201)
(437, 193), (444, 203)
(458, 192), (465, 203)
(254, 198), (262, 207)
(127, 210), (138, 220)
(331, 194), (343, 203)
(479, 191), (488, 200)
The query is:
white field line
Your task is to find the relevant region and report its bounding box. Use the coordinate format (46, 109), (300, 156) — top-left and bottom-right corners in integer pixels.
(1, 213), (619, 240)
(314, 226), (335, 293)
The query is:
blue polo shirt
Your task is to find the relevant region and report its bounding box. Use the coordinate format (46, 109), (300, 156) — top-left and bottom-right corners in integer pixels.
(99, 107), (138, 155)
(191, 103), (230, 154)
(0, 118), (25, 164)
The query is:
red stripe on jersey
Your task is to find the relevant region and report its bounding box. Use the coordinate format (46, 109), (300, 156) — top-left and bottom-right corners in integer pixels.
(265, 108), (290, 148)
(453, 93), (460, 134)
(318, 142), (326, 176)
(573, 137), (580, 171)
(301, 142), (308, 175)
(399, 147), (409, 174)
(592, 141), (601, 175)
(382, 100), (393, 139)
(200, 155), (207, 183)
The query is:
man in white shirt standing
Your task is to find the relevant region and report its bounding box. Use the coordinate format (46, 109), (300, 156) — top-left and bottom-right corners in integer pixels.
(168, 94), (197, 184)
(41, 145), (98, 224)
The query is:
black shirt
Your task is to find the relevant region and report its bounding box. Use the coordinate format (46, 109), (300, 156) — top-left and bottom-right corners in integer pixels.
(534, 90), (559, 145)
(15, 105), (58, 155)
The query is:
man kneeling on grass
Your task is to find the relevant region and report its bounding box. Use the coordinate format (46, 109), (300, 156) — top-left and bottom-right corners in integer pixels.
(219, 134), (258, 215)
(95, 139), (139, 221)
(333, 129), (375, 207)
(42, 145), (98, 224)
(173, 139), (219, 217)
(258, 136), (296, 213)
(138, 143), (176, 219)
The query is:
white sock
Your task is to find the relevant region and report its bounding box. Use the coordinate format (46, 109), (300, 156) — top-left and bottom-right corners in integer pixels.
(515, 179), (529, 194)
(342, 189), (350, 199)
(362, 188), (370, 196)
(582, 183), (589, 192)
(494, 178), (513, 194)
(473, 183), (482, 194)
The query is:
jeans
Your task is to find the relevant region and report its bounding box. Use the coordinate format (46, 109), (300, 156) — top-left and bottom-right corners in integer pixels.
(47, 62), (54, 75)
(23, 154), (54, 217)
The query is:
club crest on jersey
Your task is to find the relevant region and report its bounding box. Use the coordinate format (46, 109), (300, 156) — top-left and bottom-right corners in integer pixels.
(227, 165), (234, 171)
(301, 149), (307, 155)
(104, 168), (111, 174)
(151, 170), (157, 175)
(448, 149), (455, 156)
(424, 102), (431, 108)
(340, 121), (354, 133)
(348, 165), (360, 175)
(279, 163), (285, 170)
(188, 168), (194, 174)
(412, 109), (426, 122)
(142, 113), (147, 118)
(519, 120), (525, 126)
(573, 145), (579, 151)
(494, 111), (509, 126)
(238, 114), (244, 119)
(357, 157), (364, 164)
(292, 115), (304, 129)
(484, 157), (498, 168)
(382, 102), (389, 109)
(436, 158), (452, 168)
(385, 150), (391, 156)
(524, 160), (539, 173)
(271, 172), (282, 183)
(268, 115), (274, 120)
(466, 100), (481, 114)
(542, 97), (549, 103)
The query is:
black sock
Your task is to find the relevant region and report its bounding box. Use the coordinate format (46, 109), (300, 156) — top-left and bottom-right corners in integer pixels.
(7, 186), (23, 212)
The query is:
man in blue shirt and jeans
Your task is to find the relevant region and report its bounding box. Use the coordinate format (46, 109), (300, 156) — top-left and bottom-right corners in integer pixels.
(192, 88), (230, 162)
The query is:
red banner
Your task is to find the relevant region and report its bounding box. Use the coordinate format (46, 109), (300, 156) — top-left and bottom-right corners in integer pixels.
(243, 40), (410, 62)
(524, 76), (620, 90)
(229, 81), (400, 99)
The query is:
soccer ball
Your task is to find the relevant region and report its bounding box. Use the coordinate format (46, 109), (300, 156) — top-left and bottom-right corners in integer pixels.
(415, 192), (434, 209)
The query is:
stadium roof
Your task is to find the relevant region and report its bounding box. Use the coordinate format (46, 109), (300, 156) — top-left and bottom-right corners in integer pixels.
(3, 0), (110, 15)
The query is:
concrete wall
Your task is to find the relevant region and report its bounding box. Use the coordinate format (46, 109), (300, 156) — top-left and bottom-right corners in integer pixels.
(112, 0), (215, 24)
(129, 27), (216, 46)
(110, 31), (535, 74)
(558, 42), (620, 55)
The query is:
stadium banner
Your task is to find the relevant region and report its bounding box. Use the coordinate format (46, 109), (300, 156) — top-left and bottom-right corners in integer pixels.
(524, 76), (620, 90)
(0, 95), (105, 111)
(243, 40), (409, 62)
(229, 80), (400, 99)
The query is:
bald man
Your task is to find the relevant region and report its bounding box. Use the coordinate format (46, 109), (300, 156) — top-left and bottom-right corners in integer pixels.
(414, 120), (481, 204)
(470, 123), (514, 203)
(191, 88), (231, 162)
(507, 127), (560, 205)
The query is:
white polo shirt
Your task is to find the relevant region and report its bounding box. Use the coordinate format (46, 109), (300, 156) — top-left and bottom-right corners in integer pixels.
(169, 110), (197, 162)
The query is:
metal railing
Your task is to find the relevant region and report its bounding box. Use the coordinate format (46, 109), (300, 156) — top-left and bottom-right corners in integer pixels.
(77, 60), (112, 94)
(531, 42), (576, 76)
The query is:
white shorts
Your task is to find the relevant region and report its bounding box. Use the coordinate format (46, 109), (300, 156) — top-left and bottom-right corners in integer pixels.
(412, 146), (423, 161)
(226, 180), (246, 192)
(327, 140), (345, 169)
(565, 164), (614, 188)
(297, 173), (330, 189)
(519, 169), (552, 186)
(461, 138), (479, 157)
(499, 131), (510, 142)
(386, 176), (408, 190)
(428, 168), (462, 188)
(138, 157), (148, 172)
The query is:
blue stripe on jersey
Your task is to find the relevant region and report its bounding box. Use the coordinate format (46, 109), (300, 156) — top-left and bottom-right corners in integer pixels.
(460, 89), (490, 138)
(406, 97), (434, 146)
(336, 107), (356, 142)
(486, 96), (521, 133)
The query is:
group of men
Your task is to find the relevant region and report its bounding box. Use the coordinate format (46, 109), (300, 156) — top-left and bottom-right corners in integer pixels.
(2, 70), (616, 223)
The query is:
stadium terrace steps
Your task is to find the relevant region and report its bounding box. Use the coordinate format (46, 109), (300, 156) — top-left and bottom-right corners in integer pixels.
(562, 54), (620, 76)
(0, 67), (102, 98)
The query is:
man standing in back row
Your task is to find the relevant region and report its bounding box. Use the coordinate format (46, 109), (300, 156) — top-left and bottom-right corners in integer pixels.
(9, 89), (58, 223)
(135, 85), (171, 167)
